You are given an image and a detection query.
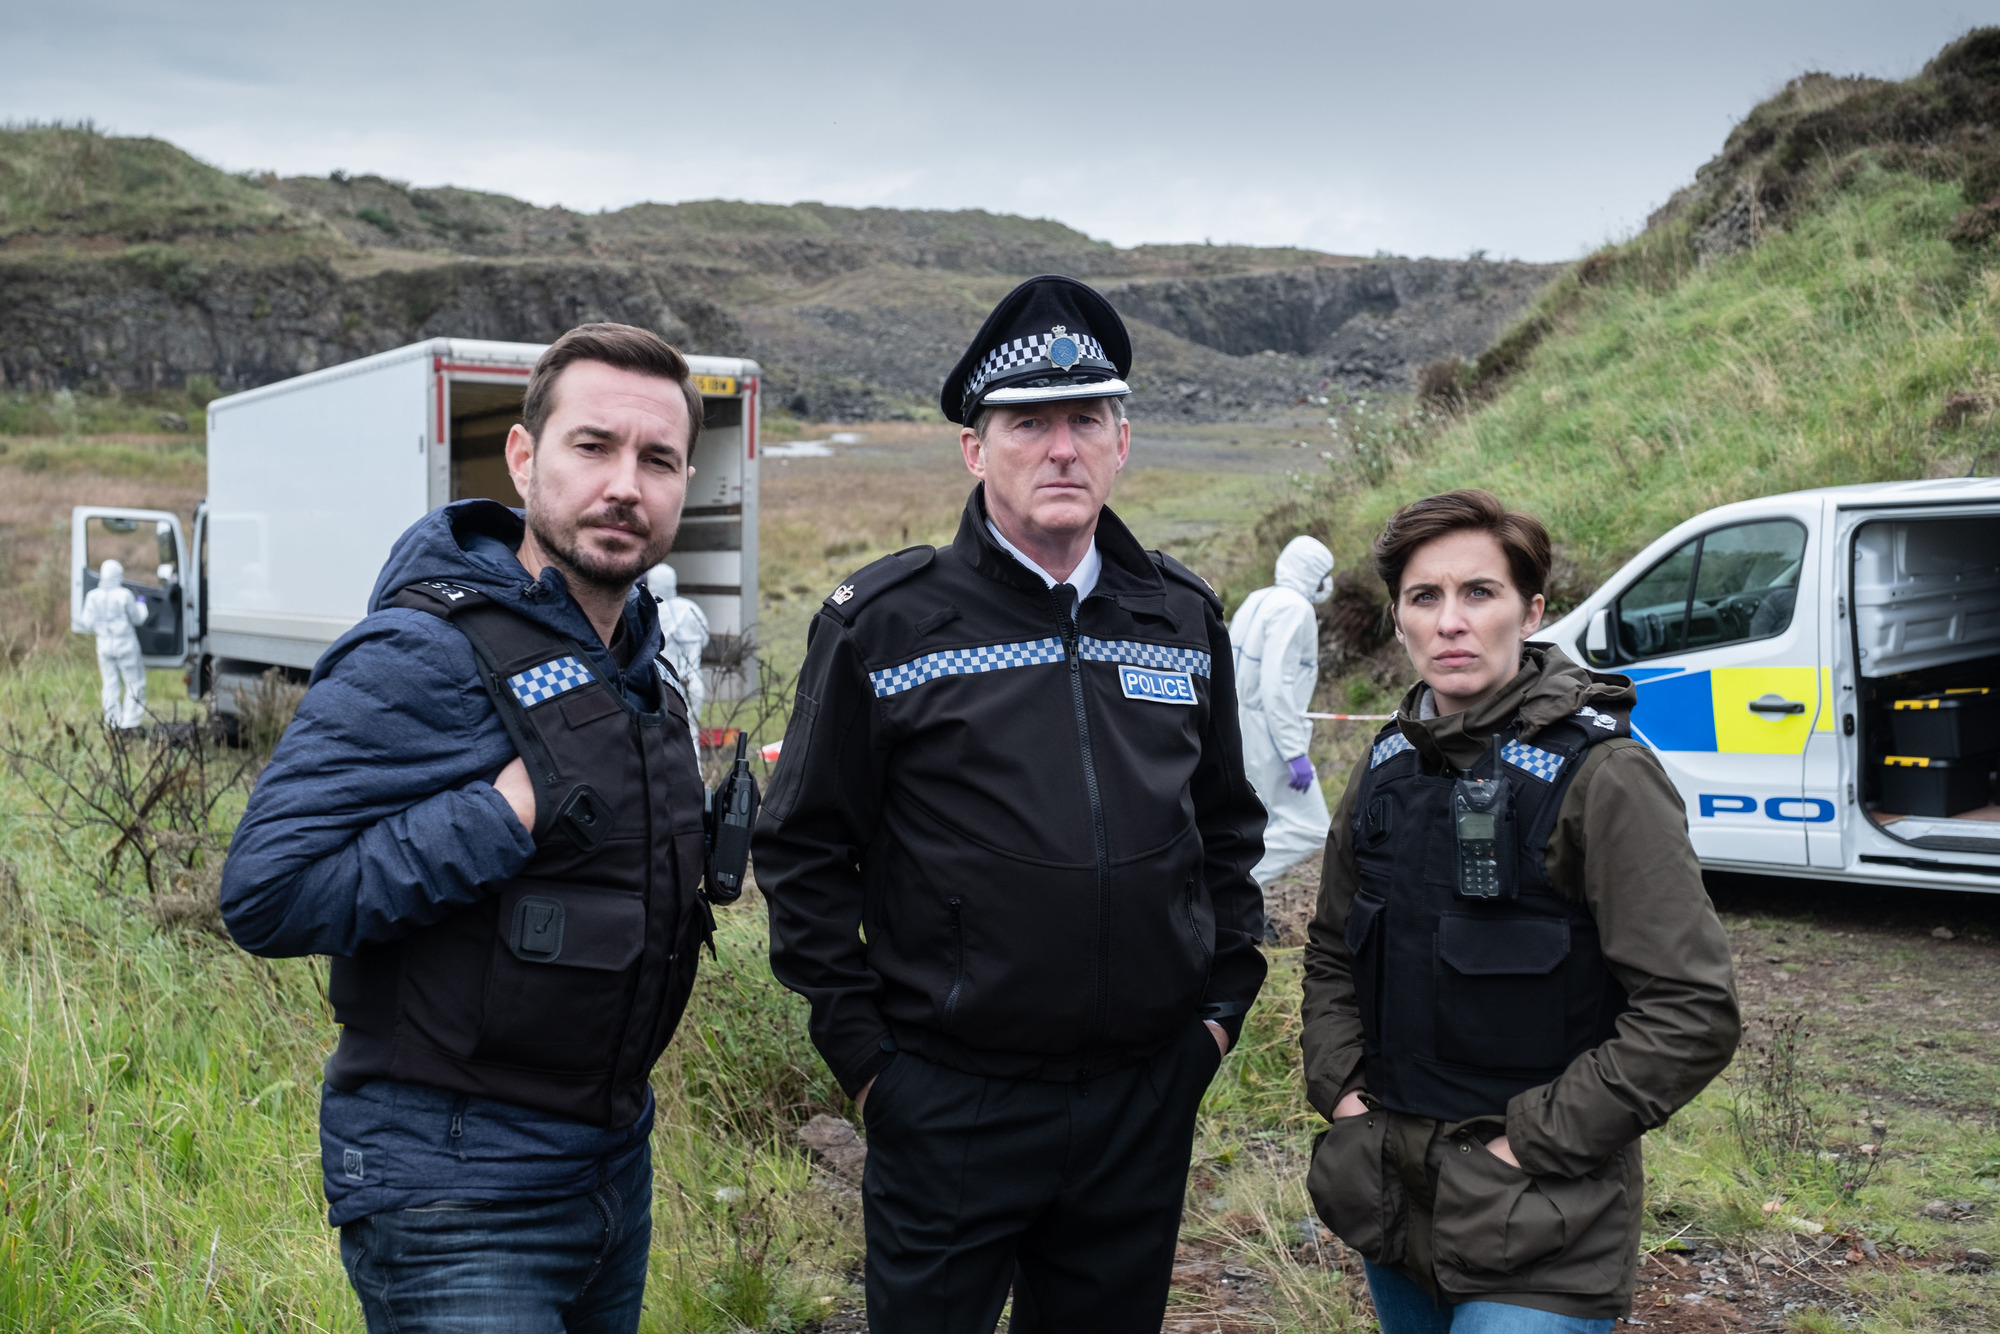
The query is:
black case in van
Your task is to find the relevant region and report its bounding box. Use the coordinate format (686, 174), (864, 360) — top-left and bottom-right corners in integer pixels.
(1880, 751), (1997, 818)
(1889, 689), (2000, 759)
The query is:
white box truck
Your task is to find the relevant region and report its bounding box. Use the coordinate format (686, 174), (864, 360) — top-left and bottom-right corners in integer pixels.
(1541, 476), (2000, 894)
(71, 337), (762, 719)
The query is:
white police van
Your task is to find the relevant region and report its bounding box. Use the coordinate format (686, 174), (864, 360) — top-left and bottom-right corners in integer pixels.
(1541, 477), (2000, 894)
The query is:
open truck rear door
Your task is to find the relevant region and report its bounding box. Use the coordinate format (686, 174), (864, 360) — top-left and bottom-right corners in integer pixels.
(70, 507), (192, 668)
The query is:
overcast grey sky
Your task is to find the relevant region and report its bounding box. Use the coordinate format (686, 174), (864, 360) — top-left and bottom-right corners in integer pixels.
(3, 1), (1984, 261)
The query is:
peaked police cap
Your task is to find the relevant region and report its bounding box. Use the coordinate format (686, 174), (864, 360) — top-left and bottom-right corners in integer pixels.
(939, 275), (1133, 425)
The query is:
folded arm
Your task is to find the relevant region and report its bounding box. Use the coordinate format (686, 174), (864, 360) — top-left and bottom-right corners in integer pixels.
(220, 611), (536, 958)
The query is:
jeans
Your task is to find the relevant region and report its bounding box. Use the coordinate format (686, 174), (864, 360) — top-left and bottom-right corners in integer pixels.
(1364, 1261), (1616, 1334)
(339, 1141), (652, 1333)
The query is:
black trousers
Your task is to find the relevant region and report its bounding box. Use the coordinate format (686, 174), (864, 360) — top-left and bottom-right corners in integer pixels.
(860, 1018), (1223, 1334)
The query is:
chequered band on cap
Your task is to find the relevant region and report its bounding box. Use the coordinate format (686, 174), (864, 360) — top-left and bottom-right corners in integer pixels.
(869, 634), (1211, 699)
(965, 330), (1111, 403)
(508, 656), (595, 707)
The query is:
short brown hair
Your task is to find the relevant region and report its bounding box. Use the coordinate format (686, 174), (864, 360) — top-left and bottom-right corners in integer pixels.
(522, 323), (703, 451)
(1372, 489), (1552, 603)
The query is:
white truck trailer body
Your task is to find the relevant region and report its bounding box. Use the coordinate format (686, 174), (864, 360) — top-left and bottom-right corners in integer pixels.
(72, 337), (761, 712)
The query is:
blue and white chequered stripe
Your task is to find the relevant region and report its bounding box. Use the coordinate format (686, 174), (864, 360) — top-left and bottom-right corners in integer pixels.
(508, 656), (595, 707)
(1370, 732), (1414, 768)
(1502, 740), (1565, 783)
(870, 635), (1211, 699)
(1077, 636), (1210, 677)
(871, 638), (1066, 697)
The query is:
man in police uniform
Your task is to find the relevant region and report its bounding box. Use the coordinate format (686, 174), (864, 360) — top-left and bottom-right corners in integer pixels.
(755, 276), (1269, 1333)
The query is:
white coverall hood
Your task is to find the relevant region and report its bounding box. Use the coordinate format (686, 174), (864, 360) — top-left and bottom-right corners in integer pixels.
(647, 563), (678, 601)
(99, 559), (125, 591)
(1273, 536), (1334, 605)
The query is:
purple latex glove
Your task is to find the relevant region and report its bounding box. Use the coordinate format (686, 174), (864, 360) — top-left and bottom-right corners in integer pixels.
(1286, 755), (1316, 792)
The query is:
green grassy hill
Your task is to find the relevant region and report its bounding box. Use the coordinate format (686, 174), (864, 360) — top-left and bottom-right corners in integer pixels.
(1260, 30), (2000, 658)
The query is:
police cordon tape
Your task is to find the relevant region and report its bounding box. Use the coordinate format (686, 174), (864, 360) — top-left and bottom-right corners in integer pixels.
(751, 714), (1388, 763)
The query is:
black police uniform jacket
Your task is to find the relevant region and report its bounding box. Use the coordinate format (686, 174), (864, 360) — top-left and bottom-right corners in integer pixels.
(755, 486), (1269, 1095)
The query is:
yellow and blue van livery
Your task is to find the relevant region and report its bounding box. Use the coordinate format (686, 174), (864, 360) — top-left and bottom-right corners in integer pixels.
(1542, 479), (2000, 895)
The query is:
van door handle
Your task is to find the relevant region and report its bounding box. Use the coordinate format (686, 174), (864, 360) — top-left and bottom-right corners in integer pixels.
(1747, 694), (1806, 716)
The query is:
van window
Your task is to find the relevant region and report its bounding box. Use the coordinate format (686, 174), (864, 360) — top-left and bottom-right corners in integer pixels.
(1613, 519), (1807, 662)
(1616, 539), (1698, 658)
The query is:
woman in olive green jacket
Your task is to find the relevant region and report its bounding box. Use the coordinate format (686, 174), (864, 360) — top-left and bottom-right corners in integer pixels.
(1301, 490), (1740, 1332)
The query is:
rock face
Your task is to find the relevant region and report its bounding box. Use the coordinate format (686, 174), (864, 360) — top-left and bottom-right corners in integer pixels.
(1108, 258), (1559, 395)
(0, 254), (738, 394)
(0, 130), (1563, 418)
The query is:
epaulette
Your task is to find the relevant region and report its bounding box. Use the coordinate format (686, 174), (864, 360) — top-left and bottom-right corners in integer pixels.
(820, 546), (935, 625)
(1151, 551), (1223, 616)
(389, 580), (492, 618)
(1568, 704), (1632, 743)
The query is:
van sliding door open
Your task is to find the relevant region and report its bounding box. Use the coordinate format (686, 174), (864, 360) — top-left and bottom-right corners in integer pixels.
(1847, 513), (2000, 861)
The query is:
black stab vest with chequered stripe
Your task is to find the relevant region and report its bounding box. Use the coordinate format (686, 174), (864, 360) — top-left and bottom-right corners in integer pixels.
(322, 581), (711, 1128)
(1343, 713), (1632, 1122)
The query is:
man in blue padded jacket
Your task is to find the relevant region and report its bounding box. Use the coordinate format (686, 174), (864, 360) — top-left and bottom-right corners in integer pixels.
(223, 324), (713, 1334)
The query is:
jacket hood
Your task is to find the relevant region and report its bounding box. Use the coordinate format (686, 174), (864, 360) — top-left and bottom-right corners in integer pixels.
(368, 500), (664, 697)
(1274, 536), (1334, 601)
(1394, 642), (1635, 772)
(98, 559), (124, 590)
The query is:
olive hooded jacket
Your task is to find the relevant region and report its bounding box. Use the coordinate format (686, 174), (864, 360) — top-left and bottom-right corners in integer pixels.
(1301, 644), (1740, 1318)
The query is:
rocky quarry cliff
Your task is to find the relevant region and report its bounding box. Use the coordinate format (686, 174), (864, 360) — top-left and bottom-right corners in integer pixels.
(0, 129), (1559, 419)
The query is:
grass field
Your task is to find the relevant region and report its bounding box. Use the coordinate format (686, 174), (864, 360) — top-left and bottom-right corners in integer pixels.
(1, 418), (1997, 1330)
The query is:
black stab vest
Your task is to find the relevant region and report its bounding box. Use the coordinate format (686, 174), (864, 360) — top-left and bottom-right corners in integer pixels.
(323, 581), (712, 1128)
(1345, 710), (1632, 1122)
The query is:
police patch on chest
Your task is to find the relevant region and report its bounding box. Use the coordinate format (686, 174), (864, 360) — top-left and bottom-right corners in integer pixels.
(1118, 664), (1197, 705)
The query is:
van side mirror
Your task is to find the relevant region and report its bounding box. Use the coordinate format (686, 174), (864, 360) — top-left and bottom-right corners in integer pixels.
(1584, 607), (1613, 664)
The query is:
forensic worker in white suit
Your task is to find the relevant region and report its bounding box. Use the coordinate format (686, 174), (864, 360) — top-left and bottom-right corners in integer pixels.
(82, 559), (149, 728)
(647, 563), (709, 741)
(1230, 536), (1335, 886)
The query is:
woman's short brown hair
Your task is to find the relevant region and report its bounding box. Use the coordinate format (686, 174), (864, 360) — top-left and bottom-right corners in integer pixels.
(1372, 489), (1552, 603)
(522, 323), (703, 451)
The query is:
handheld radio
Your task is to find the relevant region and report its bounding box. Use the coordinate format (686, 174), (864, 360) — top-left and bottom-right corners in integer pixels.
(1451, 733), (1516, 901)
(702, 733), (760, 904)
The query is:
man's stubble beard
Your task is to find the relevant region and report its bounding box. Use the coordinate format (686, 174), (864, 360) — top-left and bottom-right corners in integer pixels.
(524, 481), (678, 596)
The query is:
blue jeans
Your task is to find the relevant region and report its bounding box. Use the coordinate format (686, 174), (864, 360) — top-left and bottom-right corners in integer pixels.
(1364, 1261), (1616, 1334)
(339, 1142), (652, 1333)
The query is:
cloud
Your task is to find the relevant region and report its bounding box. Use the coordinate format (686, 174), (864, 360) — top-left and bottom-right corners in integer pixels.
(1, 0), (1979, 259)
